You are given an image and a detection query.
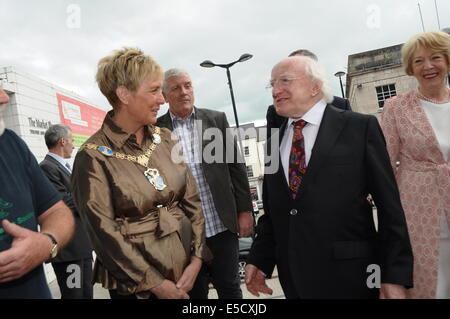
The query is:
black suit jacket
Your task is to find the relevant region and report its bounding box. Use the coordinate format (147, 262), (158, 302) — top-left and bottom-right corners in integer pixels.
(157, 107), (253, 234)
(40, 155), (92, 262)
(248, 105), (413, 299)
(266, 96), (351, 138)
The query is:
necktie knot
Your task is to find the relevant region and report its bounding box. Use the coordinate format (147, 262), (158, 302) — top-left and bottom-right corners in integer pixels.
(65, 162), (72, 172)
(292, 119), (307, 129)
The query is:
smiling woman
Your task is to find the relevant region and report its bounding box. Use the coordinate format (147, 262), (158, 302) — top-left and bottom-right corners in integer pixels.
(380, 31), (450, 299)
(71, 47), (211, 300)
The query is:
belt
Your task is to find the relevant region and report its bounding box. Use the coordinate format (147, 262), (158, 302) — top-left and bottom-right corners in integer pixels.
(115, 204), (180, 239)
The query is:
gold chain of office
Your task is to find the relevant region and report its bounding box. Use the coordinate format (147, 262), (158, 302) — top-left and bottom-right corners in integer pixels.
(79, 126), (161, 168)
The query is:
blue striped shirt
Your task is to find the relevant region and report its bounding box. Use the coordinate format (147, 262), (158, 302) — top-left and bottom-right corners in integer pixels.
(170, 110), (227, 238)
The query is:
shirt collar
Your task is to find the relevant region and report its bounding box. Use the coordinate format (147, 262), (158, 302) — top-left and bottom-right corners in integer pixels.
(102, 110), (152, 149)
(47, 152), (69, 168)
(169, 108), (196, 123)
(287, 99), (327, 128)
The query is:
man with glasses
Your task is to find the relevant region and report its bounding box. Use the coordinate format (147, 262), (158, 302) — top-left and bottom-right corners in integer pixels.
(266, 49), (351, 139)
(244, 56), (413, 299)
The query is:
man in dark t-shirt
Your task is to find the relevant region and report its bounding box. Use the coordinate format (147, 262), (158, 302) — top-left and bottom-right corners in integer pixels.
(0, 88), (75, 299)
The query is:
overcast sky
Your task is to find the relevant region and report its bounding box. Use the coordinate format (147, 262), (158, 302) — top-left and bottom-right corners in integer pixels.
(1, 0), (449, 125)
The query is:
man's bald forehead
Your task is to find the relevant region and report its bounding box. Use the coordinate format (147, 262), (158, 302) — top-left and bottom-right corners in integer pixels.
(272, 56), (310, 74)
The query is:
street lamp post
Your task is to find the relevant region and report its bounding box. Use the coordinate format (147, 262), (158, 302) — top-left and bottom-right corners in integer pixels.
(334, 71), (346, 98)
(200, 53), (253, 154)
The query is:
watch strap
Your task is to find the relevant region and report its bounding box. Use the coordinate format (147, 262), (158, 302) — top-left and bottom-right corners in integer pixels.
(42, 232), (58, 245)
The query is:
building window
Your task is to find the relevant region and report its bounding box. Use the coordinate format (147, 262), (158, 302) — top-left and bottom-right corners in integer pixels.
(376, 84), (396, 108)
(244, 146), (250, 156)
(246, 165), (254, 177)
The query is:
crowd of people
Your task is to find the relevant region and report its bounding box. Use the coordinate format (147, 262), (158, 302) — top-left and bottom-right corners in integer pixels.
(0, 30), (448, 299)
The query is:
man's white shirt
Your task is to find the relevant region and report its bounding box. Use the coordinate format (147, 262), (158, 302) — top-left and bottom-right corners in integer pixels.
(280, 99), (327, 182)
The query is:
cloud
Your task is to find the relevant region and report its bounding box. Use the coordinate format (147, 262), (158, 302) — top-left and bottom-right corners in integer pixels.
(1, 0), (449, 124)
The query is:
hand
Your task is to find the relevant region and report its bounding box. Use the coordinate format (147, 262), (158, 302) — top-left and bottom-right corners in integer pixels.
(244, 264), (273, 297)
(238, 211), (254, 238)
(150, 279), (190, 299)
(176, 256), (202, 293)
(0, 220), (53, 283)
(379, 283), (407, 299)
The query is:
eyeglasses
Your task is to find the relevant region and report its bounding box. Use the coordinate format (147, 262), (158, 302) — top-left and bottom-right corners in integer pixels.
(266, 77), (303, 89)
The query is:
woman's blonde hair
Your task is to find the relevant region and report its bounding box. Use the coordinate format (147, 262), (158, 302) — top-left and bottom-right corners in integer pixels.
(96, 47), (163, 109)
(402, 31), (450, 76)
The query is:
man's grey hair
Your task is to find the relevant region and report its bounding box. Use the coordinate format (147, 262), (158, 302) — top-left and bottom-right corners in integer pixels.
(296, 56), (334, 104)
(163, 68), (190, 93)
(288, 49), (318, 61)
(45, 124), (71, 149)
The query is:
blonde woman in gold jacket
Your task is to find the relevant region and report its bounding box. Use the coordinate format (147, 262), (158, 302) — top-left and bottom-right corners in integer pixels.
(72, 47), (210, 299)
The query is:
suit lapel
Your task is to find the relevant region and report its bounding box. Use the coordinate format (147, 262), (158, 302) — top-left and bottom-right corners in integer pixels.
(46, 155), (71, 177)
(194, 107), (214, 151)
(295, 105), (347, 200)
(157, 112), (174, 131)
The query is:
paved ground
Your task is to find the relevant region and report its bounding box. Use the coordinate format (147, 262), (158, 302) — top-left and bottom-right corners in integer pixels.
(49, 268), (285, 299)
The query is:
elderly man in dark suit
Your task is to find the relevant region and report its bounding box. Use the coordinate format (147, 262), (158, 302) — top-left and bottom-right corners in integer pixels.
(245, 56), (413, 299)
(40, 124), (93, 299)
(157, 69), (253, 299)
(266, 49), (351, 139)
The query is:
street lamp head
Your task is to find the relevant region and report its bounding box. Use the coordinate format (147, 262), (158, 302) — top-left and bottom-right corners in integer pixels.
(238, 53), (253, 63)
(200, 60), (216, 68)
(334, 71), (346, 78)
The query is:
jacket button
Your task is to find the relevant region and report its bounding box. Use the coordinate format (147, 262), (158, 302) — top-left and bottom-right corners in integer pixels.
(290, 209), (298, 216)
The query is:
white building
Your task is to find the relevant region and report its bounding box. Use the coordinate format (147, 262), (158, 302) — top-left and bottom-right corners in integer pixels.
(0, 66), (108, 164)
(234, 122), (267, 202)
(1, 66), (107, 283)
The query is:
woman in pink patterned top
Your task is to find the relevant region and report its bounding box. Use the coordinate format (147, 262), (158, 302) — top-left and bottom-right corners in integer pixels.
(380, 31), (450, 299)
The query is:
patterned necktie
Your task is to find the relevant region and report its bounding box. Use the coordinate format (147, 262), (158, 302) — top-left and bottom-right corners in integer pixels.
(65, 162), (72, 174)
(288, 120), (307, 199)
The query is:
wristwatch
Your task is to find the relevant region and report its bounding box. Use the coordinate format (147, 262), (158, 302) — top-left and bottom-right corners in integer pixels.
(42, 232), (59, 259)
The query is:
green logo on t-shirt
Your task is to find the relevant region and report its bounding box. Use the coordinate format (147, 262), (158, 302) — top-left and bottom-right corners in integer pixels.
(0, 198), (35, 241)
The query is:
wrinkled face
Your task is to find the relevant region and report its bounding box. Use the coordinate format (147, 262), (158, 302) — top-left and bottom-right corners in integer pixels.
(271, 59), (319, 118)
(127, 77), (165, 126)
(62, 130), (75, 159)
(411, 46), (449, 91)
(163, 74), (195, 118)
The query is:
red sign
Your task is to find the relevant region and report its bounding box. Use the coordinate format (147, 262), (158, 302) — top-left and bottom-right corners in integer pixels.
(56, 93), (106, 146)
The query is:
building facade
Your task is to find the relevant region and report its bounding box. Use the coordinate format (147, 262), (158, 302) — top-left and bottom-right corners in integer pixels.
(234, 122), (267, 202)
(346, 44), (417, 116)
(0, 66), (107, 164)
